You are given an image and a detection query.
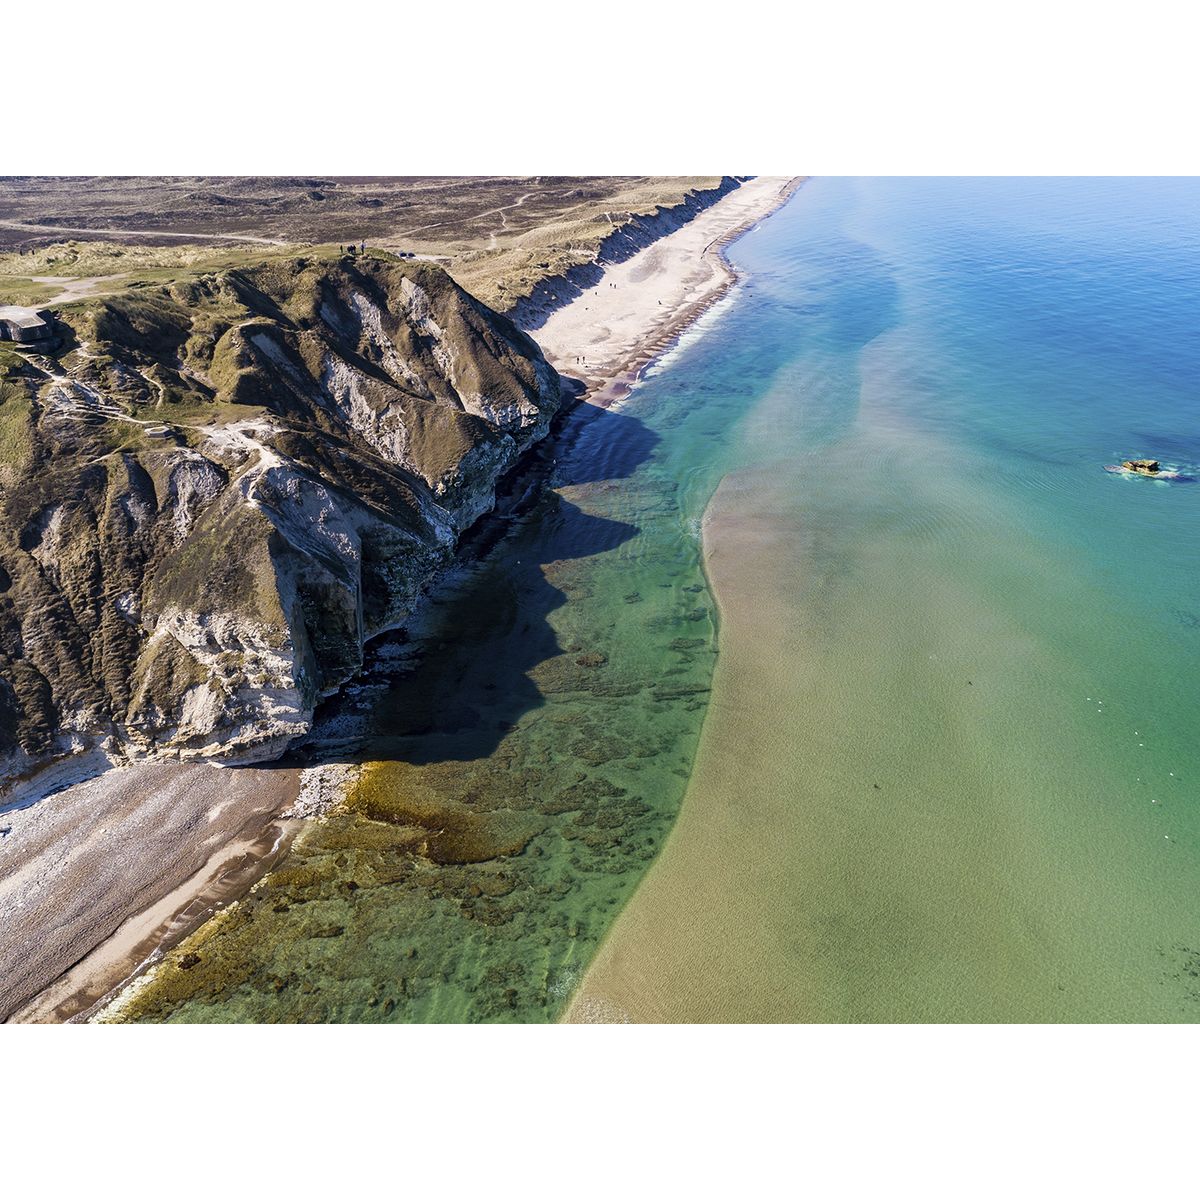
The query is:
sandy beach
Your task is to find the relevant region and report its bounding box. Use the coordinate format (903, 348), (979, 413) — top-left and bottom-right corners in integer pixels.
(0, 177), (800, 1024)
(562, 176), (1200, 1025)
(1, 761), (299, 1022)
(533, 177), (802, 404)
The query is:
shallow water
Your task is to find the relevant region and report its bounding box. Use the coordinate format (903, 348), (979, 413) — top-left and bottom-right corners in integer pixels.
(113, 305), (761, 1023)
(119, 179), (1200, 1023)
(577, 177), (1200, 1021)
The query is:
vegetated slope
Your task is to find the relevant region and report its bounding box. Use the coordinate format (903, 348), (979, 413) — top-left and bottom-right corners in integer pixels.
(0, 254), (561, 781)
(450, 177), (744, 318)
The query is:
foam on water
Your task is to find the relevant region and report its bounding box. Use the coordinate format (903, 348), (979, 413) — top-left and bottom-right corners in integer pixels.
(640, 285), (743, 382)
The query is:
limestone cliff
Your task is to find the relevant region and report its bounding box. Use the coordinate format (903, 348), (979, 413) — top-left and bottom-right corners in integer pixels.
(0, 255), (561, 779)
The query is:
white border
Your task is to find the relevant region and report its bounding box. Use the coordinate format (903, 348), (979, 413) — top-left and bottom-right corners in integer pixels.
(6, 1), (1200, 174)
(5, 2), (1200, 1192)
(6, 1025), (1199, 1196)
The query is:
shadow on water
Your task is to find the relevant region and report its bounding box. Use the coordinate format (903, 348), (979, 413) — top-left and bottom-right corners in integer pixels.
(552, 386), (663, 487)
(306, 396), (660, 767)
(298, 230), (903, 774)
(119, 385), (708, 1024)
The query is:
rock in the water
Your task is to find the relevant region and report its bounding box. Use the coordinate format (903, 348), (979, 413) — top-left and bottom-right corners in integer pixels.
(1123, 459), (1160, 475)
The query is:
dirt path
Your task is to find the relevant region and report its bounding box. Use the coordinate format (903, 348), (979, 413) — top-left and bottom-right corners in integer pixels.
(28, 273), (126, 306)
(398, 190), (542, 247)
(484, 190), (540, 249)
(0, 219), (288, 246)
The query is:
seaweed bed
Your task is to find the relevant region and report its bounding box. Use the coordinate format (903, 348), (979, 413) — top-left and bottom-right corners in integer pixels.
(110, 435), (718, 1023)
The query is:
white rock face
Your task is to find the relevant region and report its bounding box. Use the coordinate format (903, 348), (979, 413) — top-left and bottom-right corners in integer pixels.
(167, 453), (226, 543)
(28, 504), (67, 583)
(0, 257), (563, 776)
(129, 609), (311, 763)
(319, 352), (413, 465)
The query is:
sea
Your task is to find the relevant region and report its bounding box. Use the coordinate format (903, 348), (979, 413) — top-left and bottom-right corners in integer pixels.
(117, 179), (1200, 1022)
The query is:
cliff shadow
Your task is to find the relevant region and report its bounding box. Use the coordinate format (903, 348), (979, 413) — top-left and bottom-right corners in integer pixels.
(551, 385), (662, 487)
(512, 263), (606, 332)
(306, 399), (660, 766)
(511, 178), (738, 332)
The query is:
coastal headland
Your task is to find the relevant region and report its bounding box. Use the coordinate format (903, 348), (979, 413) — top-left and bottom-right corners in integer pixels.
(2, 177), (800, 1023)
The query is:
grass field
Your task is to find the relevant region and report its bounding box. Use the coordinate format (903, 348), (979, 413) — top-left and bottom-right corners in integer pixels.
(0, 177), (727, 312)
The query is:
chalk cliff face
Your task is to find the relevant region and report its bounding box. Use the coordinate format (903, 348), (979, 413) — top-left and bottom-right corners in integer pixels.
(0, 256), (561, 777)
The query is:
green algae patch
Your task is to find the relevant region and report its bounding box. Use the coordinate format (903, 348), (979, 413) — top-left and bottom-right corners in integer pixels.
(347, 761), (544, 865)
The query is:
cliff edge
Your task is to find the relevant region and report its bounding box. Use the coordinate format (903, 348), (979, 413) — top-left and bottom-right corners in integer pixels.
(0, 254), (561, 780)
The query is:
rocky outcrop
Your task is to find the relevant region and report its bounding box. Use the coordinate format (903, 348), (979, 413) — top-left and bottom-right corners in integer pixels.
(0, 254), (561, 779)
(1122, 459), (1160, 475)
(508, 177), (745, 330)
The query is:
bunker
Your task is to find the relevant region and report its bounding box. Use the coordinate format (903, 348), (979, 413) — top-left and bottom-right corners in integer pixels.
(0, 306), (53, 344)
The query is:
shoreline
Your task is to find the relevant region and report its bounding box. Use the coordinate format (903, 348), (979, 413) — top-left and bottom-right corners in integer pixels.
(1, 760), (301, 1022)
(560, 184), (808, 1023)
(533, 177), (804, 408)
(11, 803), (301, 1024)
(563, 471), (793, 1023)
(3, 176), (802, 1025)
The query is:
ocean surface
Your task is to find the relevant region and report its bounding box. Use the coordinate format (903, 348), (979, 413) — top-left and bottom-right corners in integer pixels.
(119, 179), (1200, 1022)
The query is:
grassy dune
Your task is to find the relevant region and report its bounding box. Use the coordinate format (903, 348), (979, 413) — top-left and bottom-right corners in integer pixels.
(0, 177), (727, 313)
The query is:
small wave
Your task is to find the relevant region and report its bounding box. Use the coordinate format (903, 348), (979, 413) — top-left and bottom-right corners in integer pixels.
(641, 286), (743, 381)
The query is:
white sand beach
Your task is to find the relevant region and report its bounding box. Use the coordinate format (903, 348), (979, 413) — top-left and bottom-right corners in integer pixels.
(534, 177), (801, 405)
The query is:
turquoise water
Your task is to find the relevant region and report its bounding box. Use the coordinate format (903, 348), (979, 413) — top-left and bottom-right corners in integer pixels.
(732, 178), (1200, 844)
(582, 177), (1200, 1021)
(121, 179), (1200, 1022)
(114, 307), (754, 1022)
